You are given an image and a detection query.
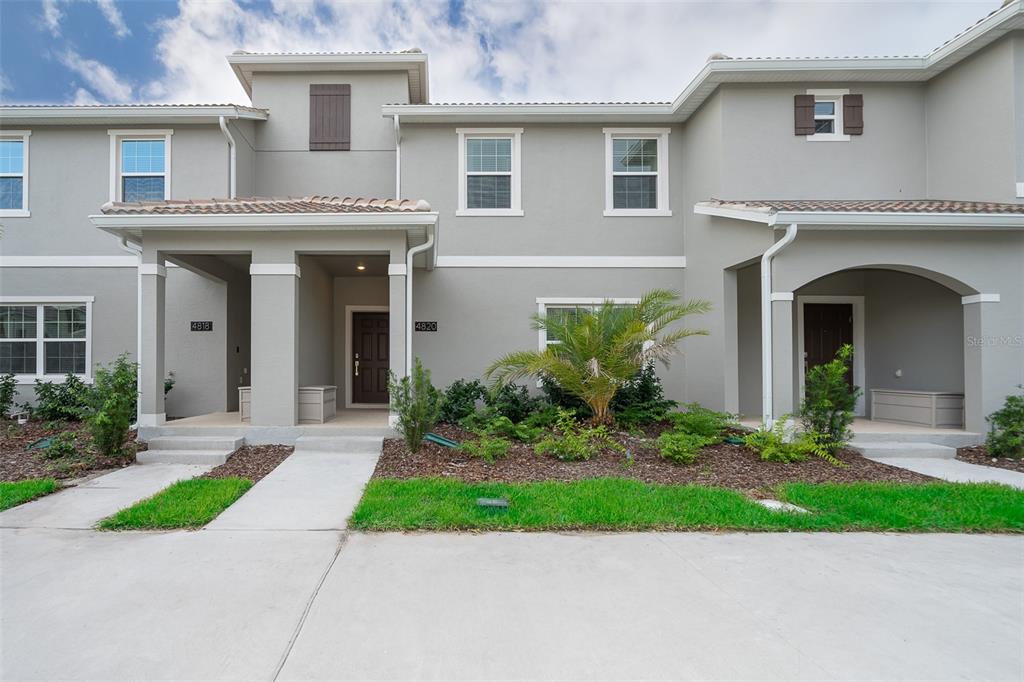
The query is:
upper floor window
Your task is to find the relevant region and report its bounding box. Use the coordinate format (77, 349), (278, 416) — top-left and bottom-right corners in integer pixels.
(456, 128), (523, 216)
(108, 129), (172, 202)
(603, 128), (671, 217)
(797, 90), (861, 142)
(0, 299), (92, 382)
(0, 131), (30, 217)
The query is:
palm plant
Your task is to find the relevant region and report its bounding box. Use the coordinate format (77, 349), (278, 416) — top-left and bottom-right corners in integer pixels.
(485, 290), (711, 424)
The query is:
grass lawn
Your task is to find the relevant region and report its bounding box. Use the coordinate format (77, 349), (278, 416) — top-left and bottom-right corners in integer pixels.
(350, 478), (1024, 533)
(0, 478), (59, 511)
(98, 477), (252, 530)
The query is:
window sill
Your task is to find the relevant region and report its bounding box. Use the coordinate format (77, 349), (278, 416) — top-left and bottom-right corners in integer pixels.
(603, 209), (673, 217)
(805, 134), (851, 142)
(0, 209), (30, 218)
(455, 209), (525, 217)
(14, 374), (93, 385)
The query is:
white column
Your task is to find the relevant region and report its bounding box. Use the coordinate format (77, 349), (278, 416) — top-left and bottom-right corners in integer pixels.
(139, 260), (166, 426)
(963, 294), (1019, 432)
(771, 295), (796, 418)
(388, 262), (408, 380)
(249, 261), (300, 426)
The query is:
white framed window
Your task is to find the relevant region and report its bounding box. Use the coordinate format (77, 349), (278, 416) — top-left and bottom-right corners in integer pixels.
(108, 129), (173, 202)
(0, 130), (30, 217)
(604, 128), (671, 217)
(0, 297), (94, 383)
(806, 89), (850, 142)
(456, 128), (523, 216)
(535, 297), (640, 351)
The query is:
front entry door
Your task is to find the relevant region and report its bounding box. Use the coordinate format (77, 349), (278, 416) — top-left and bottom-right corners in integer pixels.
(352, 312), (389, 404)
(803, 303), (854, 388)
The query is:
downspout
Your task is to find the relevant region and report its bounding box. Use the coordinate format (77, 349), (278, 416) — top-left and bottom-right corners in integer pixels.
(118, 237), (143, 424)
(760, 223), (798, 425)
(218, 115), (237, 199)
(404, 225), (435, 377)
(393, 114), (401, 199)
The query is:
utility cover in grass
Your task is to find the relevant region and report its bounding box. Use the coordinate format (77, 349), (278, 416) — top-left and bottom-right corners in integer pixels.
(98, 477), (252, 530)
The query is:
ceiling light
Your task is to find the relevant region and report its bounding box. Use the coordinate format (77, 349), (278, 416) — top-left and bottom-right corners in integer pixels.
(356, 264), (366, 271)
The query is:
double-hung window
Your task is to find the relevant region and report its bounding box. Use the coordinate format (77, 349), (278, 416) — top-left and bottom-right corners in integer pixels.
(0, 299), (92, 381)
(0, 131), (30, 216)
(604, 128), (671, 216)
(536, 298), (640, 352)
(109, 130), (172, 202)
(457, 128), (522, 216)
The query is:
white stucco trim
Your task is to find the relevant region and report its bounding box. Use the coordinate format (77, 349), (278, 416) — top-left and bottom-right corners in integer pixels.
(436, 256), (686, 268)
(138, 412), (166, 427)
(770, 292), (794, 301)
(0, 296), (95, 303)
(138, 263), (167, 277)
(603, 127), (671, 216)
(804, 89), (851, 142)
(796, 295), (866, 416)
(1016, 182), (1024, 198)
(249, 264), (301, 277)
(344, 305), (390, 409)
(456, 128), (523, 217)
(0, 256), (140, 268)
(0, 130), (30, 217)
(962, 293), (1000, 305)
(387, 263), (407, 276)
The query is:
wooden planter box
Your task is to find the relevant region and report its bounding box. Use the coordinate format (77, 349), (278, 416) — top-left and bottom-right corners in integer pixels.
(238, 385), (337, 424)
(870, 389), (964, 429)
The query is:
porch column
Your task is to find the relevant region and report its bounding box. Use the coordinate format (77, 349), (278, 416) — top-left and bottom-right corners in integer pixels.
(249, 258), (300, 426)
(139, 256), (166, 426)
(771, 294), (796, 418)
(388, 262), (408, 380)
(963, 294), (1019, 432)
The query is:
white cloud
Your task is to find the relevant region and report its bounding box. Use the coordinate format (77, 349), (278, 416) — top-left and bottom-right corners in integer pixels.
(96, 0), (131, 38)
(71, 87), (101, 105)
(41, 0), (63, 36)
(58, 48), (133, 102)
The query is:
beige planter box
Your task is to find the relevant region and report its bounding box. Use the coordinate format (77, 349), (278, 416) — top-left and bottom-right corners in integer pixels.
(238, 385), (336, 424)
(870, 389), (964, 429)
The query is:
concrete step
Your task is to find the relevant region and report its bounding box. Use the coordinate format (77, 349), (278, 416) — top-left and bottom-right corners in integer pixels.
(848, 431), (982, 448)
(294, 435), (384, 454)
(145, 436), (244, 451)
(853, 441), (957, 460)
(137, 449), (235, 465)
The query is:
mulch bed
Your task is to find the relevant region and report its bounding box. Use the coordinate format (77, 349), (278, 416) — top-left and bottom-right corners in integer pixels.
(372, 423), (934, 496)
(0, 420), (136, 483)
(202, 445), (294, 482)
(957, 445), (1024, 473)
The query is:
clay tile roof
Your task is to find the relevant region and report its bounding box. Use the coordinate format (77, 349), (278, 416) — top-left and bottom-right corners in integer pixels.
(100, 196), (432, 215)
(703, 199), (1024, 215)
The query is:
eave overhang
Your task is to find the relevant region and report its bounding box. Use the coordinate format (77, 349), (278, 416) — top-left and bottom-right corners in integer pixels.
(0, 105), (268, 126)
(693, 204), (1024, 230)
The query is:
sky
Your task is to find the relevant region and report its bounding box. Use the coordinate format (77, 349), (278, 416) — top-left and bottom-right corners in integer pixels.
(0, 0), (1008, 106)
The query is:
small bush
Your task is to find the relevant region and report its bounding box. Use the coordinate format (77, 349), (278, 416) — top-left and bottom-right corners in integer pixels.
(43, 431), (78, 460)
(388, 358), (442, 453)
(459, 411), (542, 443)
(535, 409), (623, 461)
(459, 435), (512, 464)
(540, 376), (591, 417)
(987, 387), (1024, 459)
(521, 405), (561, 429)
(0, 373), (16, 418)
(87, 355), (138, 457)
(743, 419), (843, 466)
(33, 374), (91, 421)
(611, 364), (678, 428)
(656, 431), (710, 464)
(800, 344), (861, 454)
(439, 379), (487, 424)
(667, 403), (737, 441)
(485, 383), (544, 423)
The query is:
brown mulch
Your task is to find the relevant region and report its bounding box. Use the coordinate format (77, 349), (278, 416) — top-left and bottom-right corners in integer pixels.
(202, 445), (294, 482)
(372, 423), (935, 496)
(0, 420), (136, 483)
(957, 445), (1024, 473)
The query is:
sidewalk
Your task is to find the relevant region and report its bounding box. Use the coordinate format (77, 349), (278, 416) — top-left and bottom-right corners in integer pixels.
(865, 456), (1024, 489)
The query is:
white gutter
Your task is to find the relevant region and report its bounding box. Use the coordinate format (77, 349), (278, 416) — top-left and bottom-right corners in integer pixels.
(404, 225), (435, 377)
(118, 237), (143, 424)
(760, 223), (798, 425)
(218, 116), (237, 199)
(393, 114), (401, 199)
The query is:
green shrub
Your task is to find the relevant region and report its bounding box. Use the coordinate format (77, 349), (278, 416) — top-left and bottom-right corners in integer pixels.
(540, 376), (592, 417)
(44, 431), (78, 460)
(459, 411), (542, 443)
(667, 403), (737, 441)
(33, 374), (91, 421)
(986, 387), (1024, 459)
(521, 405), (561, 429)
(744, 419), (843, 465)
(85, 355), (138, 457)
(800, 344), (861, 454)
(656, 431), (711, 464)
(388, 358), (442, 453)
(459, 435), (512, 464)
(164, 371), (176, 396)
(535, 408), (623, 461)
(485, 383), (544, 423)
(439, 379), (487, 424)
(611, 363), (678, 428)
(0, 373), (16, 418)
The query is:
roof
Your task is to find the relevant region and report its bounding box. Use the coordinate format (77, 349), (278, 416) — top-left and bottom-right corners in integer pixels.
(227, 50), (429, 103)
(0, 104), (268, 125)
(694, 198), (1024, 229)
(100, 196), (433, 216)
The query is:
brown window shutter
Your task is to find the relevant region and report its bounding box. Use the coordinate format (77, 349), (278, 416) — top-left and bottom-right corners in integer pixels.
(843, 94), (864, 135)
(309, 84), (351, 151)
(794, 94), (815, 135)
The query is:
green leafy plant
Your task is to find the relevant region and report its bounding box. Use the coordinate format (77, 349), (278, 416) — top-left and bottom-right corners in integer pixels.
(44, 431), (78, 460)
(459, 435), (512, 464)
(87, 354), (138, 457)
(164, 371), (176, 396)
(388, 358), (442, 453)
(611, 363), (678, 428)
(656, 431), (711, 464)
(459, 411), (543, 443)
(800, 344), (861, 454)
(0, 372), (16, 419)
(486, 290), (711, 424)
(485, 383), (544, 423)
(986, 386), (1024, 459)
(744, 418), (843, 466)
(535, 408), (624, 461)
(521, 405), (561, 430)
(667, 403), (737, 442)
(439, 378), (487, 424)
(33, 374), (91, 421)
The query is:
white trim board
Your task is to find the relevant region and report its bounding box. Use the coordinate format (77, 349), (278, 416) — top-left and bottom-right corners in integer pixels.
(962, 293), (1000, 305)
(796, 295), (866, 416)
(344, 305), (390, 409)
(0, 256), (139, 268)
(437, 256), (686, 268)
(249, 263), (301, 277)
(0, 130), (30, 218)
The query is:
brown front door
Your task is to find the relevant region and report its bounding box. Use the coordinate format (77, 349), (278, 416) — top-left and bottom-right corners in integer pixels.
(352, 312), (389, 404)
(803, 303), (854, 388)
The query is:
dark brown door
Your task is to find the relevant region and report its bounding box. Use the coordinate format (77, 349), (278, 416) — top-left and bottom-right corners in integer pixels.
(352, 312), (389, 404)
(803, 303), (853, 388)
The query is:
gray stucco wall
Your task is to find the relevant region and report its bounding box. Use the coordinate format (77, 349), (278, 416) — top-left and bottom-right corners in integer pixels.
(297, 255), (335, 387)
(164, 268), (227, 419)
(332, 275), (389, 401)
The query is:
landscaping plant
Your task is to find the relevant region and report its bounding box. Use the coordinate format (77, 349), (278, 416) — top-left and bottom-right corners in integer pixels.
(43, 431), (78, 460)
(535, 408), (624, 461)
(986, 386), (1024, 459)
(799, 343), (861, 454)
(656, 431), (711, 464)
(744, 418), (842, 466)
(439, 378), (487, 424)
(611, 363), (678, 428)
(87, 354), (138, 457)
(388, 358), (442, 453)
(33, 373), (91, 421)
(459, 435), (512, 464)
(486, 290), (711, 424)
(0, 372), (16, 419)
(461, 411), (542, 443)
(667, 403), (737, 441)
(485, 383), (544, 423)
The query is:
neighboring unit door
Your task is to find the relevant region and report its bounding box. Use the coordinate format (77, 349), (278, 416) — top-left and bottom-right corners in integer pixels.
(803, 303), (854, 388)
(352, 312), (390, 404)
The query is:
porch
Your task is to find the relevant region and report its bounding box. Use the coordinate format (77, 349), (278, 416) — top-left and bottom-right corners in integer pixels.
(140, 408), (393, 444)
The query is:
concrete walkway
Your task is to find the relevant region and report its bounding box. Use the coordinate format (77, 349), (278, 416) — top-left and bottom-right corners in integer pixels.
(866, 456), (1024, 489)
